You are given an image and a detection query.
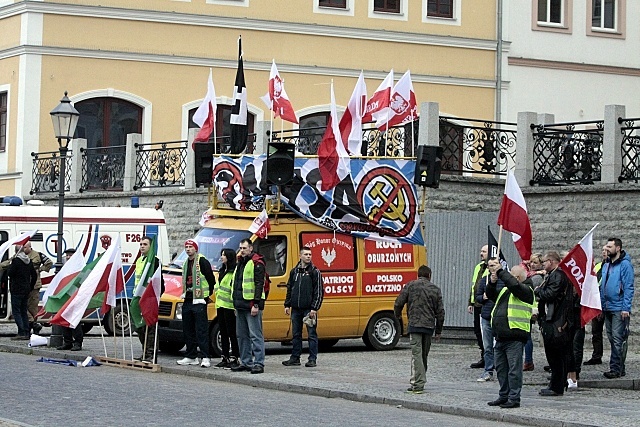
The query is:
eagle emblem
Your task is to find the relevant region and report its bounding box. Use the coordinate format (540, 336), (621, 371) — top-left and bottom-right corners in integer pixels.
(100, 235), (112, 250)
(321, 247), (337, 267)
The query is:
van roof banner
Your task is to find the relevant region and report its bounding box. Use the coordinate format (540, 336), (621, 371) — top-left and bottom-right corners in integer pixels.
(212, 155), (424, 246)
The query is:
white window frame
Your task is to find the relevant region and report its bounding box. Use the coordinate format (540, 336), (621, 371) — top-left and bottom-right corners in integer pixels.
(314, 0), (354, 17)
(205, 0), (249, 7)
(537, 0), (565, 27)
(368, 0), (408, 22)
(591, 0), (618, 32)
(0, 85), (10, 171)
(422, 0), (462, 26)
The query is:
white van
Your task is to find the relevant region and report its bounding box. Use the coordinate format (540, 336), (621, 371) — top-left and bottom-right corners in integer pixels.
(0, 200), (169, 334)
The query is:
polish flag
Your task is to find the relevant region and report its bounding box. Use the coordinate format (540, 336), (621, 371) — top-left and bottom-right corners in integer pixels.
(51, 235), (122, 329)
(318, 83), (350, 191)
(338, 71), (367, 155)
(362, 70), (393, 123)
(140, 266), (163, 326)
(0, 230), (37, 261)
(260, 60), (298, 124)
(375, 70), (417, 130)
(102, 238), (125, 314)
(192, 69), (217, 146)
(249, 209), (271, 238)
(41, 249), (85, 307)
(560, 224), (602, 327)
(497, 170), (532, 261)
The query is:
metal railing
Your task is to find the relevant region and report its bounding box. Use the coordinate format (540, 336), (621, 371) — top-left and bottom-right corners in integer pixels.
(134, 140), (187, 190)
(439, 116), (516, 176)
(80, 145), (126, 192)
(30, 150), (72, 194)
(270, 121), (418, 157)
(205, 133), (257, 155)
(530, 120), (603, 185)
(618, 117), (640, 183)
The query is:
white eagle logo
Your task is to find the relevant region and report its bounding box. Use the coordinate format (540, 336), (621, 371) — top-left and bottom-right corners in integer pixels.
(321, 247), (337, 267)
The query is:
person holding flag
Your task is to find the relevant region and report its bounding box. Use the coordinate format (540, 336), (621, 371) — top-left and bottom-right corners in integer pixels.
(57, 249), (85, 351)
(130, 236), (164, 363)
(5, 245), (37, 340)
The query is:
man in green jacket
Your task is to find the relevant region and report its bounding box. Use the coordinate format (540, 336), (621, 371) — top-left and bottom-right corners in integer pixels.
(394, 265), (445, 394)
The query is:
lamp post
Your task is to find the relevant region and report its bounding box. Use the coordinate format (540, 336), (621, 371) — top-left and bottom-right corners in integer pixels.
(49, 92), (79, 347)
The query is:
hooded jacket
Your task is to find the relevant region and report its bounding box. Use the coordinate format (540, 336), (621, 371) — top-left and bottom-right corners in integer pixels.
(600, 251), (635, 313)
(284, 261), (323, 311)
(7, 253), (37, 296)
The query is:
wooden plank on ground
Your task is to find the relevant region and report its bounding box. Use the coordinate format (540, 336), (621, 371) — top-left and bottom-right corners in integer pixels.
(96, 356), (160, 372)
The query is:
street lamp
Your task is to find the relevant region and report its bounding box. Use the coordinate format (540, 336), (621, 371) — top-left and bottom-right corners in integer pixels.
(49, 92), (79, 348)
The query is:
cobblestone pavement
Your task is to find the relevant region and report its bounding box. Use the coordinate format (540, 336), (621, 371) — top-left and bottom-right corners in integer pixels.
(1, 325), (639, 427)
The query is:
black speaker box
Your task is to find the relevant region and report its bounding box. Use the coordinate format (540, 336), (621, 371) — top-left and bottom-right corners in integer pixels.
(414, 145), (443, 188)
(194, 143), (214, 185)
(266, 142), (295, 185)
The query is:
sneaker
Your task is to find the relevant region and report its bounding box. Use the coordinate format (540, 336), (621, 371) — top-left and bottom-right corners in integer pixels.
(523, 362), (534, 371)
(251, 365), (264, 374)
(567, 379), (578, 389)
(215, 359), (230, 369)
(282, 358), (301, 366)
(603, 371), (621, 379)
(200, 358), (211, 368)
(406, 387), (424, 394)
(305, 360), (317, 367)
(231, 364), (251, 372)
(227, 358), (240, 370)
(32, 323), (43, 335)
(133, 355), (144, 361)
(176, 357), (200, 366)
(70, 344), (82, 351)
(477, 372), (493, 382)
(583, 358), (602, 365)
(56, 344), (73, 351)
(499, 401), (520, 409)
(488, 398), (508, 406)
(470, 358), (485, 369)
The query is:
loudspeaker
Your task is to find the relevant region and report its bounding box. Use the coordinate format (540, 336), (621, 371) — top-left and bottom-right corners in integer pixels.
(266, 142), (295, 185)
(414, 145), (443, 188)
(194, 143), (214, 186)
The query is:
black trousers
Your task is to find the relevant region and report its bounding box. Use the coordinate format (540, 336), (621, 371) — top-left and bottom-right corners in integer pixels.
(590, 315), (605, 360)
(473, 306), (484, 354)
(217, 307), (239, 359)
(543, 337), (570, 394)
(62, 326), (83, 345)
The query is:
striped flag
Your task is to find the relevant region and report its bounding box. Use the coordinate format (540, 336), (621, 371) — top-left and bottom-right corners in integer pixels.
(140, 266), (163, 326)
(497, 170), (532, 261)
(0, 230), (37, 261)
(41, 249), (85, 307)
(130, 236), (158, 329)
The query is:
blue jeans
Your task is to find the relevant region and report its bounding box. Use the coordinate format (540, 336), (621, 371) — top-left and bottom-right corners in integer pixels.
(182, 302), (210, 359)
(290, 308), (318, 361)
(494, 340), (524, 403)
(236, 309), (265, 368)
(480, 317), (494, 372)
(604, 311), (630, 375)
(524, 333), (533, 364)
(11, 293), (30, 337)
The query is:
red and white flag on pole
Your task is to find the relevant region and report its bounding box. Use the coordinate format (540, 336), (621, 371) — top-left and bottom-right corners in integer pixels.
(497, 170), (532, 261)
(0, 230), (37, 261)
(318, 82), (351, 191)
(140, 266), (163, 326)
(41, 249), (85, 307)
(339, 71), (367, 155)
(51, 235), (122, 329)
(560, 224), (602, 327)
(249, 209), (271, 238)
(375, 70), (417, 130)
(260, 60), (298, 124)
(103, 239), (125, 313)
(192, 69), (217, 146)
(362, 70), (393, 123)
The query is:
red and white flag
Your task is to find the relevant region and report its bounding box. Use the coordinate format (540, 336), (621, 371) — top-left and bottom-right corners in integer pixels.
(51, 235), (122, 329)
(339, 71), (367, 155)
(375, 70), (417, 130)
(103, 239), (125, 313)
(318, 82), (351, 191)
(41, 249), (85, 306)
(249, 209), (271, 238)
(362, 69), (393, 123)
(0, 230), (37, 261)
(192, 69), (217, 146)
(260, 60), (298, 124)
(560, 224), (602, 327)
(140, 266), (163, 326)
(497, 170), (532, 261)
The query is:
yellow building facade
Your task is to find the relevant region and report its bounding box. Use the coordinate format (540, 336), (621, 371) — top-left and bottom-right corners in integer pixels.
(0, 0), (498, 196)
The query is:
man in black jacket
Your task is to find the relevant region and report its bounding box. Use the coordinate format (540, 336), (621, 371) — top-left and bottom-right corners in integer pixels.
(486, 260), (535, 409)
(7, 245), (37, 340)
(394, 265), (445, 394)
(282, 246), (323, 367)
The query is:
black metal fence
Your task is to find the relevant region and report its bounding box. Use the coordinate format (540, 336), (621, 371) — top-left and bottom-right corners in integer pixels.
(134, 140), (187, 190)
(80, 145), (126, 192)
(530, 120), (603, 185)
(30, 150), (72, 194)
(439, 116), (516, 176)
(618, 117), (640, 183)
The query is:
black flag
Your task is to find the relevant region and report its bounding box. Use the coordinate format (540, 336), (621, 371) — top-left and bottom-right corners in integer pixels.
(488, 226), (508, 270)
(230, 36), (249, 154)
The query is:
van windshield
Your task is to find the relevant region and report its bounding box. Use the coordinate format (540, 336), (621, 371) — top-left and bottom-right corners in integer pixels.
(168, 228), (252, 271)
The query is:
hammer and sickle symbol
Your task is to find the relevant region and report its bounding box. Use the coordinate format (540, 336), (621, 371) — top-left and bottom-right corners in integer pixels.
(368, 176), (407, 224)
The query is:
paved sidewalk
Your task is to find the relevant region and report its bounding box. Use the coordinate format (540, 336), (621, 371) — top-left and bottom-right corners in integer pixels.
(1, 330), (639, 427)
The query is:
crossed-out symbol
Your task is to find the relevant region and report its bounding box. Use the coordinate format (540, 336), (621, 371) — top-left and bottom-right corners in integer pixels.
(368, 175), (407, 225)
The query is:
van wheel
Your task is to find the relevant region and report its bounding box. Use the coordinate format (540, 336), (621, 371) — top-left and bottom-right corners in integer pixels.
(103, 303), (131, 336)
(318, 339), (339, 350)
(363, 312), (400, 351)
(209, 322), (222, 357)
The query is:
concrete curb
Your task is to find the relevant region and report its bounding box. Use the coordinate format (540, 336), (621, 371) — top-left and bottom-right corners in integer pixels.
(0, 344), (604, 427)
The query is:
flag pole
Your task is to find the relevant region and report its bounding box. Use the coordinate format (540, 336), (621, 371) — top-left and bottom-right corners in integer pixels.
(111, 309), (117, 358)
(497, 225), (504, 256)
(579, 223), (600, 244)
(123, 290), (134, 361)
(410, 114), (415, 158)
(152, 321), (159, 364)
(143, 325), (148, 361)
(96, 309), (108, 357)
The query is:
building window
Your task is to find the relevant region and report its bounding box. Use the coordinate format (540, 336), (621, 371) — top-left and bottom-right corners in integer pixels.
(537, 0), (563, 25)
(427, 0), (452, 18)
(319, 0), (346, 8)
(74, 98), (142, 150)
(374, 0), (400, 13)
(592, 0), (616, 30)
(299, 112), (329, 155)
(0, 92), (6, 152)
(188, 104), (255, 152)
